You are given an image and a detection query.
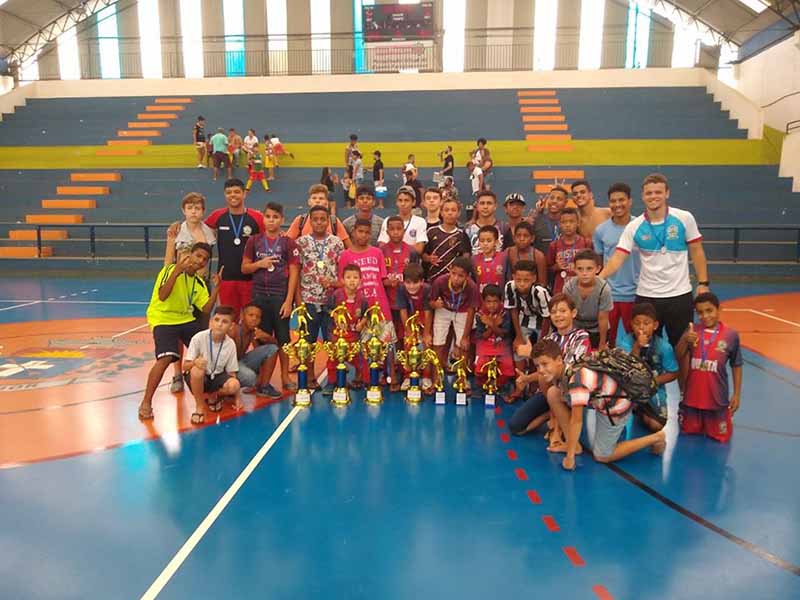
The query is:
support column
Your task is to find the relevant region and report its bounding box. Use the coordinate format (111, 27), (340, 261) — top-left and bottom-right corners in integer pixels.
(37, 43), (60, 80)
(330, 0), (353, 74)
(512, 0), (534, 71)
(464, 0), (487, 72)
(486, 0), (514, 70)
(160, 0), (183, 77)
(601, 0), (626, 68)
(244, 0), (268, 76)
(202, 0), (225, 77)
(77, 15), (101, 79)
(556, 0), (580, 70)
(287, 0), (311, 75)
(648, 12), (674, 68)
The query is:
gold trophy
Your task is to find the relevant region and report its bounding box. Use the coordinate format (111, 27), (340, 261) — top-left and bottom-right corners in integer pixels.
(396, 344), (430, 404)
(480, 356), (501, 407)
(323, 335), (360, 407)
(423, 348), (447, 404)
(451, 356), (471, 405)
(363, 334), (388, 404)
(404, 312), (423, 348)
(282, 337), (320, 407)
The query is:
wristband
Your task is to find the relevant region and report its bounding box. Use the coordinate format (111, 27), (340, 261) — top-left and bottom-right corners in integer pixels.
(697, 281), (710, 286)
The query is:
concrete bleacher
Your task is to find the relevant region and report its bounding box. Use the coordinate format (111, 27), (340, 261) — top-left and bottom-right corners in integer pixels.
(0, 87), (745, 146)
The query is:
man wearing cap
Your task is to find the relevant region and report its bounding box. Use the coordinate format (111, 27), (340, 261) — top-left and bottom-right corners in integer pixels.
(504, 193), (528, 233)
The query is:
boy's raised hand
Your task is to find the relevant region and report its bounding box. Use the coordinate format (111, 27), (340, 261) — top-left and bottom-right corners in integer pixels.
(175, 254), (193, 274)
(211, 266), (224, 287)
(685, 323), (698, 348)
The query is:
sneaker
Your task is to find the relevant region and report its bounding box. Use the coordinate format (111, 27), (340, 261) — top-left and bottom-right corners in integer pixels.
(322, 383), (335, 397)
(400, 378), (411, 391)
(170, 374), (184, 393)
(256, 383), (282, 398)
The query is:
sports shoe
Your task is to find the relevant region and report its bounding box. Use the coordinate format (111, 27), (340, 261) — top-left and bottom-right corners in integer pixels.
(170, 374), (184, 393)
(256, 383), (282, 398)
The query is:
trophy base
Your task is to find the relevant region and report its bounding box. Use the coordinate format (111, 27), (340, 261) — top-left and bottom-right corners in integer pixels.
(434, 391), (446, 405)
(366, 387), (383, 405)
(331, 388), (350, 407)
(456, 392), (468, 406)
(484, 393), (496, 407)
(294, 389), (312, 408)
(406, 388), (423, 404)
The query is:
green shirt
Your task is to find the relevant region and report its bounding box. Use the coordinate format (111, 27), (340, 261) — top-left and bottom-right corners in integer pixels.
(146, 264), (210, 328)
(210, 132), (228, 154)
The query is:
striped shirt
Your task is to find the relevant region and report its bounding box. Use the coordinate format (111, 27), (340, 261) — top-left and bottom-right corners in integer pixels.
(504, 281), (551, 330)
(565, 367), (632, 416)
(424, 224), (471, 281)
(544, 328), (591, 366)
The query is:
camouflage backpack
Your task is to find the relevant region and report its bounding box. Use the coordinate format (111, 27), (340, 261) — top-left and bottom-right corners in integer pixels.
(565, 347), (658, 406)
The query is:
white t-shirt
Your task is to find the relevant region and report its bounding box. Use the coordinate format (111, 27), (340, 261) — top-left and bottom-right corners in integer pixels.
(470, 166), (483, 195)
(616, 206), (702, 298)
(378, 214), (429, 247)
(185, 329), (239, 377)
(175, 221), (216, 256)
(243, 135), (259, 152)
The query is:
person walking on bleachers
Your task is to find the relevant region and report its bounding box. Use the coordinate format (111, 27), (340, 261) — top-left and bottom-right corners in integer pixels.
(572, 180), (611, 239)
(599, 173), (710, 347)
(193, 116), (207, 169)
(210, 128), (232, 181)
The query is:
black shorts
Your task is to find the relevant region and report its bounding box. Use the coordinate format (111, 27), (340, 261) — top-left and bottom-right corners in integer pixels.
(153, 321), (203, 362)
(213, 151), (230, 168)
(252, 294), (290, 345)
(634, 403), (668, 427)
(184, 371), (232, 393)
(635, 291), (693, 348)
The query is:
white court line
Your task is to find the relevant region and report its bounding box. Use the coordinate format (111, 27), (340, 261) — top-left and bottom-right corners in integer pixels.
(0, 300), (41, 312)
(79, 323), (149, 349)
(725, 308), (800, 329)
(0, 300), (148, 305)
(140, 405), (302, 600)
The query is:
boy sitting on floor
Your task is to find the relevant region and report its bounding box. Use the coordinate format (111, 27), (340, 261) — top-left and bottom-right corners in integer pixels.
(139, 243), (220, 421)
(536, 339), (667, 471)
(183, 306), (242, 423)
(229, 303), (280, 398)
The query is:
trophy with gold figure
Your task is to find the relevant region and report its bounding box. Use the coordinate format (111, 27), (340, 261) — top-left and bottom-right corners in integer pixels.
(451, 356), (472, 405)
(396, 344), (430, 404)
(363, 334), (388, 404)
(283, 337), (320, 407)
(324, 300), (360, 407)
(422, 348), (447, 404)
(480, 356), (501, 407)
(404, 312), (423, 348)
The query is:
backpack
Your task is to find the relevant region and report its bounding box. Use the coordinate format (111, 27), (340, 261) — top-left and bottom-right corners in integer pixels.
(565, 347), (658, 410)
(296, 212), (337, 237)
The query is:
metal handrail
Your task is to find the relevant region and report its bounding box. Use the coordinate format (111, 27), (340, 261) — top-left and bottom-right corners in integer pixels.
(787, 120), (800, 134)
(2, 222), (799, 262)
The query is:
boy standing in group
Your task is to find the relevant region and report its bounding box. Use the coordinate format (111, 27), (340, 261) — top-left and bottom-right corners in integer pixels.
(505, 260), (551, 380)
(503, 193), (527, 235)
(465, 190), (513, 254)
(325, 265), (369, 392)
(378, 186), (428, 255)
(676, 292), (742, 443)
(563, 249), (613, 350)
(295, 205), (345, 387)
(472, 225), (508, 292)
(423, 198), (471, 282)
(183, 306), (241, 424)
(343, 185), (383, 245)
(533, 187), (567, 254)
(209, 127), (231, 181)
(139, 243), (220, 420)
(508, 222), (547, 289)
(571, 180), (611, 239)
(423, 187), (444, 229)
(547, 207), (591, 295)
(287, 183), (351, 247)
(242, 202), (300, 394)
(381, 216), (420, 339)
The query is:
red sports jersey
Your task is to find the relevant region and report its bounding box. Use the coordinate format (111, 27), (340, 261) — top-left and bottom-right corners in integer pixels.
(683, 322), (742, 410)
(472, 251), (508, 292)
(381, 241), (418, 309)
(547, 236), (592, 294)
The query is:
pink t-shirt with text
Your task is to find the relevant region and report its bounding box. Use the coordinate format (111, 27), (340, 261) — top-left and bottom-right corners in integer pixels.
(338, 247), (392, 322)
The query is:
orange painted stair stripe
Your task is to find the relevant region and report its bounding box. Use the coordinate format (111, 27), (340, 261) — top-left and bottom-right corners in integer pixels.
(9, 230), (68, 241)
(520, 106), (561, 113)
(155, 98), (192, 104)
(56, 185), (109, 195)
(535, 184), (562, 194)
(527, 145), (574, 152)
(42, 199), (97, 209)
(70, 173), (121, 182)
(517, 90), (557, 97)
(524, 124), (569, 132)
(518, 98), (560, 105)
(107, 140), (151, 146)
(0, 247), (54, 258)
(96, 148), (142, 156)
(525, 134), (572, 142)
(533, 170), (585, 179)
(117, 130), (161, 137)
(128, 121), (170, 128)
(137, 113), (178, 119)
(26, 214), (84, 224)
(522, 115), (566, 122)
(145, 105), (185, 111)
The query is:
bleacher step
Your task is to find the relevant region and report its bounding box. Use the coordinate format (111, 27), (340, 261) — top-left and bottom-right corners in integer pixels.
(0, 246), (53, 257)
(155, 98), (192, 104)
(56, 185), (109, 195)
(70, 173), (122, 182)
(145, 105), (185, 112)
(42, 199), (97, 209)
(127, 122), (170, 128)
(137, 113), (178, 120)
(26, 214), (83, 224)
(9, 229), (69, 240)
(107, 140), (151, 146)
(117, 130), (161, 137)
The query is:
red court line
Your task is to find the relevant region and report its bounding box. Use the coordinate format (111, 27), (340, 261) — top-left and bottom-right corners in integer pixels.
(563, 547), (586, 567)
(496, 419), (506, 429)
(507, 449), (518, 461)
(527, 490), (542, 504)
(515, 468), (528, 481)
(542, 515), (560, 532)
(592, 585), (614, 600)
(494, 406), (501, 414)
(500, 432), (510, 443)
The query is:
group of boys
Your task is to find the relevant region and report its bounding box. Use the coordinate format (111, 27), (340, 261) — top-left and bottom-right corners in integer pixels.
(139, 172), (743, 472)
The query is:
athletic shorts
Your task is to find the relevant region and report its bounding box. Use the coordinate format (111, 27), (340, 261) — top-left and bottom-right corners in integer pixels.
(585, 410), (631, 458)
(249, 171), (265, 182)
(213, 151), (230, 168)
(679, 404), (732, 443)
(152, 321), (203, 362)
(433, 308), (468, 346)
(184, 370), (233, 393)
(608, 301), (634, 347)
(218, 279), (252, 319)
(252, 294), (290, 345)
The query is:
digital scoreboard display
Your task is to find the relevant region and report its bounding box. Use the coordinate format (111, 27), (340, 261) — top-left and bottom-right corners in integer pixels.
(363, 2), (435, 42)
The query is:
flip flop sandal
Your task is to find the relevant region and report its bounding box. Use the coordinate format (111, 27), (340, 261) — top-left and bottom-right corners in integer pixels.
(208, 398), (223, 413)
(138, 405), (154, 420)
(191, 412), (205, 425)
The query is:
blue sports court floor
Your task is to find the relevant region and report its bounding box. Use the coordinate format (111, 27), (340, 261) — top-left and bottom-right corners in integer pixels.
(0, 277), (799, 599)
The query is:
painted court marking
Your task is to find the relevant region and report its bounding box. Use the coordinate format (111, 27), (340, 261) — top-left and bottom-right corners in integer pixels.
(79, 322), (148, 349)
(0, 301), (42, 312)
(725, 308), (800, 329)
(140, 405), (302, 600)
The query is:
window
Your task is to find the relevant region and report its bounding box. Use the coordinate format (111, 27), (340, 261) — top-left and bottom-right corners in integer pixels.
(533, 0), (557, 71)
(625, 1), (650, 69)
(179, 0), (204, 78)
(57, 27), (80, 80)
(223, 0), (245, 76)
(671, 19), (698, 68)
(137, 0), (163, 78)
(442, 0), (466, 73)
(96, 4), (121, 79)
(578, 0), (605, 70)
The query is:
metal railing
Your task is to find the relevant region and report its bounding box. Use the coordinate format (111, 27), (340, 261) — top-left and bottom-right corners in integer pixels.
(2, 222), (800, 263)
(787, 120), (800, 135)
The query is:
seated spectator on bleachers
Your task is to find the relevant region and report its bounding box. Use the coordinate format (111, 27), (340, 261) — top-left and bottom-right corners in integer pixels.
(593, 183), (640, 345)
(571, 180), (611, 239)
(599, 173), (710, 347)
